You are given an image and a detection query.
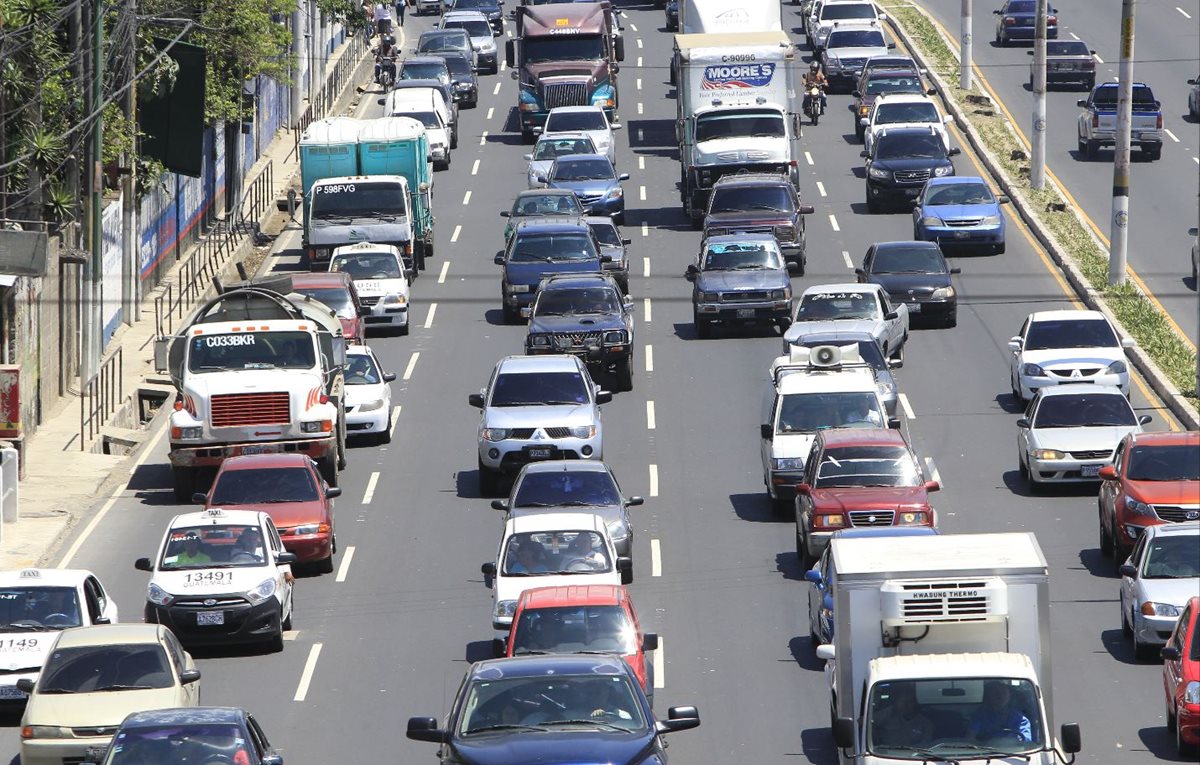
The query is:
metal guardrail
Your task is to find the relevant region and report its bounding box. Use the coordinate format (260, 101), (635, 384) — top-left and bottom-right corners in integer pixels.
(292, 32), (370, 159)
(236, 161), (274, 234)
(80, 347), (123, 450)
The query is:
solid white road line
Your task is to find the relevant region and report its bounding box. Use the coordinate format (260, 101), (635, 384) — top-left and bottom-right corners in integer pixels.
(471, 159), (480, 175)
(363, 472), (380, 504)
(828, 214), (840, 232)
(1177, 6), (1191, 18)
(842, 250), (853, 268)
(403, 351), (420, 380)
(643, 257), (651, 278)
(389, 405), (402, 438)
(293, 643), (323, 702)
(643, 298), (652, 322)
(1164, 128), (1179, 143)
(639, 185), (647, 201)
(638, 156), (645, 170)
(641, 221), (649, 237)
(480, 131), (488, 146)
(898, 393), (916, 420)
(493, 82), (502, 95)
(645, 344), (654, 372)
(438, 260), (450, 283)
(646, 401), (656, 430)
(486, 106), (494, 120)
(651, 539), (662, 577)
(335, 546), (356, 583)
(804, 151), (814, 165)
(462, 190), (472, 205)
(649, 464), (659, 497)
(424, 302), (437, 329)
(653, 638), (665, 688)
(451, 225), (462, 243)
(816, 181), (827, 197)
(1068, 31), (1079, 40)
(501, 61), (507, 72)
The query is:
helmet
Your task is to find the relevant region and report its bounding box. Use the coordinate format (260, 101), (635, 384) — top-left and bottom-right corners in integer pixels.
(809, 61), (820, 71)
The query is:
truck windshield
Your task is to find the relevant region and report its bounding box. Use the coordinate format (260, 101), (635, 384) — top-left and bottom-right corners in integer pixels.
(777, 392), (884, 433)
(865, 76), (923, 96)
(188, 331), (317, 372)
(795, 291), (877, 321)
(822, 3), (876, 20)
(827, 29), (885, 49)
(696, 111), (785, 142)
(310, 182), (407, 220)
(814, 445), (921, 487)
(510, 233), (598, 263)
(709, 186), (794, 213)
(865, 678), (1045, 759)
(702, 241), (782, 270)
(522, 35), (606, 63)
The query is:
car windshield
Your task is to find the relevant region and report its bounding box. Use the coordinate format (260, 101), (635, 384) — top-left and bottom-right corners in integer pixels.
(459, 674), (646, 734)
(1032, 393), (1136, 428)
(777, 392), (886, 433)
(534, 138), (595, 161)
(501, 531), (612, 576)
(444, 19), (491, 36)
(523, 35), (606, 64)
(795, 339), (887, 370)
(874, 101), (940, 125)
(823, 3), (876, 19)
(1047, 41), (1089, 56)
(865, 76), (924, 95)
(345, 353), (384, 386)
(1024, 318), (1117, 350)
(401, 62), (450, 82)
(490, 371), (590, 406)
(876, 132), (945, 159)
(292, 287), (356, 318)
(511, 605), (637, 655)
(709, 186), (795, 213)
(513, 194), (583, 216)
(866, 678), (1045, 759)
(828, 29), (885, 48)
(210, 467), (319, 505)
(871, 245), (946, 274)
(1006, 0), (1035, 11)
(452, 0), (497, 9)
(535, 287), (621, 316)
(587, 222), (622, 247)
(546, 111), (608, 132)
(513, 470), (621, 507)
(310, 181), (407, 219)
(187, 330), (316, 372)
(395, 110), (442, 131)
(695, 111), (786, 141)
(814, 445), (923, 488)
(796, 291), (878, 321)
(441, 54), (473, 77)
(103, 724), (247, 765)
(552, 158), (615, 181)
(510, 233), (598, 263)
(925, 182), (994, 207)
(0, 586), (82, 630)
(1126, 444), (1200, 481)
(331, 252), (403, 280)
(158, 524), (269, 569)
(418, 32), (469, 52)
(1140, 536), (1200, 579)
(38, 644), (174, 694)
(702, 241), (783, 270)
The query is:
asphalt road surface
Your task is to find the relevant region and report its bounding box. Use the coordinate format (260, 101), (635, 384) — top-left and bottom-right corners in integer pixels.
(0, 2), (1192, 764)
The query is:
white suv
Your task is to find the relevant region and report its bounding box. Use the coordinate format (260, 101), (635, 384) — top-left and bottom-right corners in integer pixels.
(809, 0), (883, 53)
(1007, 309), (1135, 403)
(330, 242), (411, 335)
(863, 93), (953, 154)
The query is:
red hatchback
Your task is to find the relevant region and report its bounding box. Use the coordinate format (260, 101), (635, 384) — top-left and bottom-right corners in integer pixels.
(506, 585), (658, 703)
(200, 454), (341, 572)
(1098, 431), (1200, 568)
(793, 428), (939, 568)
(1163, 595), (1200, 756)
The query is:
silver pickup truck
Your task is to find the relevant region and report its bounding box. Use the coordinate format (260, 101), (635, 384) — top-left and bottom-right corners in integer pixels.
(1076, 82), (1163, 161)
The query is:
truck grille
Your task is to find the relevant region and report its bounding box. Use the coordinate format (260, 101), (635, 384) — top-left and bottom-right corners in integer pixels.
(211, 392), (290, 428)
(552, 332), (602, 349)
(896, 580), (991, 620)
(848, 509), (895, 526)
(838, 57), (867, 71)
(359, 296), (381, 307)
(894, 169), (931, 184)
(709, 225), (774, 238)
(1068, 449), (1111, 460)
(1156, 505), (1200, 522)
(542, 82), (589, 109)
(721, 291), (770, 302)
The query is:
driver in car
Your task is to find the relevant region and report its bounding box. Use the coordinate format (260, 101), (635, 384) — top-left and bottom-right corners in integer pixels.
(967, 681), (1032, 743)
(562, 533), (605, 572)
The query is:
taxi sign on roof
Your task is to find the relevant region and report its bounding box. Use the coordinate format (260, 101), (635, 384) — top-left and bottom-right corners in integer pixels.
(19, 569), (39, 578)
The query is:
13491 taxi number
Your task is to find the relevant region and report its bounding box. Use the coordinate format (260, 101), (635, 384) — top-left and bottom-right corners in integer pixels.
(183, 571), (233, 587)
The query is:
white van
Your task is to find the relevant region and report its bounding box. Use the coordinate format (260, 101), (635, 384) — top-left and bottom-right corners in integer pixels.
(384, 88), (455, 170)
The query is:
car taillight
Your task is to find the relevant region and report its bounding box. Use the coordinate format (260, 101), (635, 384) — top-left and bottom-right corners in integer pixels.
(1047, 14), (1056, 23)
(1092, 113), (1100, 128)
(1082, 60), (1095, 70)
(1156, 114), (1163, 129)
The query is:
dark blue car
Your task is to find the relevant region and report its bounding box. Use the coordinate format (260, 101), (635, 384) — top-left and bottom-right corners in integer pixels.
(407, 654), (700, 765)
(496, 218), (606, 323)
(993, 0), (1058, 45)
(83, 707), (282, 765)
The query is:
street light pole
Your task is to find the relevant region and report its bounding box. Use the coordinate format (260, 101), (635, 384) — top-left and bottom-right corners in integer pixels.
(1030, 0), (1047, 189)
(1107, 0), (1135, 286)
(960, 0), (973, 91)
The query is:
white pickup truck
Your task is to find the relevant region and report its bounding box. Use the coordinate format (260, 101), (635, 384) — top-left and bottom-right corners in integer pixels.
(1076, 82), (1163, 161)
(785, 283), (909, 361)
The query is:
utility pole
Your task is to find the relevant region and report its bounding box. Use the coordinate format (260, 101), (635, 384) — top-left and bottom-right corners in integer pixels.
(1030, 0), (1047, 189)
(89, 0), (104, 375)
(959, 0), (973, 91)
(1107, 0), (1135, 287)
(121, 0), (138, 323)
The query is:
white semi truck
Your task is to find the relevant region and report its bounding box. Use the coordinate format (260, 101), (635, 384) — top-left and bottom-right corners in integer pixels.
(678, 0), (782, 34)
(155, 279), (349, 499)
(815, 532), (1082, 765)
(673, 31), (799, 224)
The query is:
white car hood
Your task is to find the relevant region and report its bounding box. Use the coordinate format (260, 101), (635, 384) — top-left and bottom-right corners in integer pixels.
(352, 277), (409, 299)
(496, 570), (621, 605)
(151, 566), (276, 597)
(0, 630), (58, 672)
(483, 404), (596, 429)
(345, 381), (388, 407)
(1020, 347), (1123, 369)
(785, 318), (885, 345)
(1031, 425), (1139, 453)
(772, 432), (816, 460)
(1135, 576), (1200, 609)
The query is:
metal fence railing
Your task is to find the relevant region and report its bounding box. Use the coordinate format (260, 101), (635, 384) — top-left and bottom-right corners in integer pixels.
(80, 347), (123, 450)
(292, 32), (369, 160)
(236, 161), (274, 234)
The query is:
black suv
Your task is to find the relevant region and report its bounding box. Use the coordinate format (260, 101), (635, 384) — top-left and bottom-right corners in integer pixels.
(862, 126), (959, 212)
(525, 273), (635, 391)
(496, 218), (606, 323)
(702, 174), (815, 275)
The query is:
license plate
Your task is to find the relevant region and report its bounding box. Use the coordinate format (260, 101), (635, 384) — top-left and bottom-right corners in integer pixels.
(0, 685), (26, 699)
(242, 445), (271, 455)
(736, 308), (756, 319)
(526, 447), (554, 460)
(197, 611), (225, 626)
(954, 230), (970, 239)
(1081, 464), (1102, 477)
(908, 303), (922, 313)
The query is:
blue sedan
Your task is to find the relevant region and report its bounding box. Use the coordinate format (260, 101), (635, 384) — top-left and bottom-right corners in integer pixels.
(912, 176), (1009, 255)
(537, 154), (629, 225)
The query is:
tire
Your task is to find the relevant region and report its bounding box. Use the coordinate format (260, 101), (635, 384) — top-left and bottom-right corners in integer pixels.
(1085, 139), (1098, 160)
(943, 310), (957, 328)
(797, 527), (812, 569)
(478, 459), (502, 496)
(621, 566), (633, 585)
(1114, 544), (1130, 575)
(1122, 604), (1133, 637)
(613, 357), (633, 392)
(502, 303), (520, 324)
(521, 129), (536, 144)
(1077, 133), (1087, 154)
(771, 494), (791, 517)
(1011, 373), (1026, 406)
(172, 466), (195, 503)
(399, 322), (410, 336)
(1098, 505), (1114, 556)
(1024, 458), (1041, 494)
(694, 312), (712, 339)
(316, 553), (335, 574)
(269, 616), (285, 653)
(1132, 620), (1155, 661)
(855, 124), (865, 141)
(1145, 147), (1161, 161)
(810, 107), (819, 127)
(866, 192), (880, 214)
(1178, 704), (1198, 756)
(318, 454), (338, 487)
(378, 411), (393, 445)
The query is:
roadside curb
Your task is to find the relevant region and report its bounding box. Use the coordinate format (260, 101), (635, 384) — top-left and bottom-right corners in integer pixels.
(881, 10), (1199, 430)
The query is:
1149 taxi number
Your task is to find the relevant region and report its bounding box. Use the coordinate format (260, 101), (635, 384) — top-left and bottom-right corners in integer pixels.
(0, 638), (39, 651)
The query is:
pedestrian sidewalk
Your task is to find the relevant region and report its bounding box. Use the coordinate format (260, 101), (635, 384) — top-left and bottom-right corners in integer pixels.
(0, 34), (376, 571)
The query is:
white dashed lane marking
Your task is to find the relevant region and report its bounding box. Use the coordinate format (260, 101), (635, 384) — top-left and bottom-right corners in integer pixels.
(842, 250), (853, 268)
(649, 464), (659, 497)
(804, 151), (814, 165)
(293, 644), (323, 702)
(424, 302), (437, 329)
(335, 546), (355, 583)
(641, 221), (649, 237)
(480, 131), (488, 146)
(1164, 128), (1179, 143)
(493, 82), (502, 95)
(486, 106), (494, 120)
(362, 472), (380, 504)
(898, 393), (915, 420)
(645, 344), (654, 372)
(828, 214), (840, 232)
(1177, 6), (1191, 18)
(451, 225), (461, 243)
(651, 539), (662, 577)
(403, 351), (420, 380)
(462, 190), (472, 205)
(639, 185), (647, 201)
(646, 401), (656, 430)
(471, 159), (480, 175)
(816, 181), (827, 197)
(643, 298), (652, 322)
(438, 261), (450, 283)
(653, 638), (665, 688)
(643, 257), (651, 277)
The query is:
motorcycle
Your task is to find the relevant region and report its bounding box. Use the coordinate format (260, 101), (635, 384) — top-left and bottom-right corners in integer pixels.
(803, 85), (825, 126)
(377, 55), (396, 89)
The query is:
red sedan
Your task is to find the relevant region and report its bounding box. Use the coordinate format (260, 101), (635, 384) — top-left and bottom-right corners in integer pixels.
(202, 454), (340, 572)
(1099, 431), (1200, 569)
(506, 585), (658, 704)
(1163, 595), (1200, 755)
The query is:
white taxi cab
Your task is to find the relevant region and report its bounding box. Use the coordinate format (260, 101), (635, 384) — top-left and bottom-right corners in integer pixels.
(330, 242), (411, 335)
(134, 508), (296, 652)
(0, 568), (118, 703)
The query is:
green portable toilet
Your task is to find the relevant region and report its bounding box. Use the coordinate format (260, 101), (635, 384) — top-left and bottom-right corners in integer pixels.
(299, 117), (362, 196)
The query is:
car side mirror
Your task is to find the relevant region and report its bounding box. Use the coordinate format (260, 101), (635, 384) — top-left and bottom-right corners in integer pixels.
(134, 557), (153, 572)
(468, 392), (486, 408)
(1190, 227), (1199, 237)
(522, 154), (532, 161)
(642, 632), (658, 651)
(277, 552), (298, 565)
(384, 372), (397, 383)
(622, 238), (632, 245)
(191, 492), (208, 505)
(1121, 337), (1136, 348)
(803, 569), (822, 585)
(860, 150), (869, 158)
(1189, 78), (1199, 85)
(481, 561), (496, 576)
(950, 267), (962, 274)
(888, 358), (903, 369)
(887, 42), (895, 49)
(853, 268), (865, 277)
(596, 390), (613, 404)
(1119, 563), (1137, 578)
(1162, 645), (1181, 661)
(760, 423), (773, 440)
(656, 706), (700, 733)
(491, 499), (510, 511)
(494, 252), (505, 265)
(1098, 465), (1117, 480)
(943, 114), (954, 124)
(500, 210), (511, 218)
(859, 117), (869, 126)
(616, 557), (632, 574)
(888, 417), (902, 430)
(179, 668), (202, 684)
(1060, 723), (1081, 754)
(795, 482), (812, 496)
(1076, 98), (1087, 107)
(832, 716), (855, 748)
(611, 122), (623, 131)
(519, 306), (532, 318)
(798, 204), (815, 214)
(1137, 415), (1152, 425)
(992, 8), (1001, 13)
(618, 173), (630, 181)
(927, 87), (938, 95)
(850, 90), (861, 98)
(685, 264), (700, 280)
(377, 98), (386, 105)
(1016, 418), (1030, 429)
(535, 174), (547, 183)
(924, 480), (941, 492)
(1008, 336), (1023, 350)
(1027, 50), (1034, 56)
(261, 756), (283, 765)
(600, 254), (613, 263)
(948, 147), (961, 156)
(884, 311), (898, 320)
(93, 616), (111, 625)
(407, 717), (449, 743)
(16, 678), (35, 694)
(997, 195), (1010, 204)
(627, 496), (644, 506)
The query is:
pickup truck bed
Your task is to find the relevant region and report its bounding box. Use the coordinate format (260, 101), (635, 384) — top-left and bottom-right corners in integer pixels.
(1076, 82), (1163, 161)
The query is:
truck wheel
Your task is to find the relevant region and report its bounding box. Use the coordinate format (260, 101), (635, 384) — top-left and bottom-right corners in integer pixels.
(502, 303), (520, 324)
(520, 129), (536, 144)
(172, 466), (195, 503)
(693, 312), (712, 339)
(613, 357), (633, 392)
(337, 414), (348, 470)
(1144, 146), (1161, 161)
(1085, 139), (1099, 160)
(1077, 133), (1087, 154)
(866, 190), (880, 214)
(318, 455), (338, 487)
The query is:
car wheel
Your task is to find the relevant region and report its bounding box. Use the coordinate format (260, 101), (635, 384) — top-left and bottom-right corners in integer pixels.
(1132, 619), (1155, 661)
(1114, 543), (1131, 575)
(318, 454), (338, 487)
(316, 553), (335, 574)
(613, 357), (634, 392)
(1122, 602), (1132, 637)
(172, 466), (196, 503)
(502, 303), (520, 324)
(1077, 132), (1087, 154)
(1098, 504), (1114, 556)
(1145, 146), (1161, 161)
(771, 494), (791, 517)
(644, 659), (655, 711)
(943, 310), (957, 329)
(1167, 700), (1177, 733)
(478, 459), (502, 496)
(694, 312), (712, 339)
(1085, 139), (1099, 160)
(866, 192), (880, 214)
(797, 528), (813, 569)
(269, 619), (286, 653)
(1010, 373), (1025, 406)
(855, 124), (865, 141)
(1025, 462), (1041, 494)
(1179, 704), (1198, 755)
(993, 242), (1006, 255)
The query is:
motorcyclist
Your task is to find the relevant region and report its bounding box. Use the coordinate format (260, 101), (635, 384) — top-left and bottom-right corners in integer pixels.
(375, 34), (397, 85)
(802, 61), (828, 114)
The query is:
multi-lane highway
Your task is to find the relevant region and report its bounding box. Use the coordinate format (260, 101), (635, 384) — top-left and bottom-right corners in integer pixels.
(910, 0), (1200, 341)
(1, 2), (1193, 763)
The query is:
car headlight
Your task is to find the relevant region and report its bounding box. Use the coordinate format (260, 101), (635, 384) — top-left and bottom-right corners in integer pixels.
(769, 288), (790, 300)
(300, 420), (332, 433)
(607, 186), (624, 199)
(1106, 360), (1127, 375)
(529, 335), (551, 347)
(494, 599), (517, 620)
(147, 583), (175, 607)
(507, 283), (531, 293)
(1124, 497), (1156, 517)
(931, 286), (956, 300)
(774, 225), (796, 241)
(482, 428), (512, 442)
(359, 398), (386, 412)
(933, 165), (954, 177)
(289, 523), (326, 535)
(877, 381), (895, 396)
(868, 167), (891, 179)
(456, 82), (472, 90)
(816, 514), (847, 529)
(1021, 363), (1046, 377)
(1141, 602), (1181, 618)
(607, 521), (629, 542)
(604, 330), (628, 344)
(1185, 681), (1200, 705)
(897, 511), (928, 525)
(773, 457), (805, 471)
(981, 214), (1002, 225)
(246, 577), (278, 606)
(569, 424), (597, 439)
(700, 291), (720, 302)
(21, 726), (73, 739)
(381, 293), (407, 306)
(920, 216), (944, 228)
(176, 426), (203, 440)
(825, 57), (841, 70)
(1033, 449), (1066, 460)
